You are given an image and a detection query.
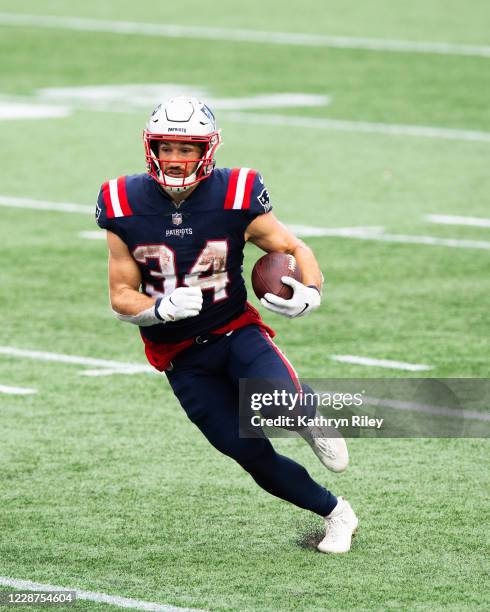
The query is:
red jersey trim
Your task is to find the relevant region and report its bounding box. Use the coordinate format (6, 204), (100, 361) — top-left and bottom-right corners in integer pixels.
(224, 168), (240, 209)
(101, 181), (115, 219)
(116, 176), (133, 216)
(142, 302), (275, 372)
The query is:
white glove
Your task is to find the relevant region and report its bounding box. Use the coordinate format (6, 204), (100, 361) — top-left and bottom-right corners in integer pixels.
(155, 286), (203, 322)
(261, 276), (321, 318)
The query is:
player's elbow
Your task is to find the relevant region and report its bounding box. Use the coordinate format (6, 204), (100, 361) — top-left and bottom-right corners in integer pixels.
(109, 287), (130, 316)
(286, 238), (310, 256)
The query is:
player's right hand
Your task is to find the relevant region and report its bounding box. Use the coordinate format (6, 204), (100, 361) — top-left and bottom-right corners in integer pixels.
(154, 286), (203, 322)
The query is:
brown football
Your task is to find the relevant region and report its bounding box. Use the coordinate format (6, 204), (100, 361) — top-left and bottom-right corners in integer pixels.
(252, 252), (302, 300)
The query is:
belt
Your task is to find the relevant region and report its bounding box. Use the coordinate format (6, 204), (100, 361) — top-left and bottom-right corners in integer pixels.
(194, 330), (234, 344)
(166, 330), (234, 371)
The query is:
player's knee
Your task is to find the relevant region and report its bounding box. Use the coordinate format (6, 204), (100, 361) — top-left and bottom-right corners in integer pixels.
(230, 439), (275, 471)
(234, 439), (275, 469)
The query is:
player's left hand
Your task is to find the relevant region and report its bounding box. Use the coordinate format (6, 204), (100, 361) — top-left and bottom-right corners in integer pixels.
(260, 276), (321, 318)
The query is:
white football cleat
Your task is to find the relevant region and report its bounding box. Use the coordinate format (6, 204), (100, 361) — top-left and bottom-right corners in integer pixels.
(298, 424), (349, 472)
(317, 497), (358, 554)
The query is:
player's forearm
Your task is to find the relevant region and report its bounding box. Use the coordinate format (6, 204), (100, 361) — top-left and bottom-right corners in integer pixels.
(110, 286), (155, 317)
(290, 242), (323, 292)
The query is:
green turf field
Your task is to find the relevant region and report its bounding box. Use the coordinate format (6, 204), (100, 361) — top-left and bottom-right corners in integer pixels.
(1, 1), (489, 610)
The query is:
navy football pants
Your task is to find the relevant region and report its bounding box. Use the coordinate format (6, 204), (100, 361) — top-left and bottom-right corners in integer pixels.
(165, 325), (337, 516)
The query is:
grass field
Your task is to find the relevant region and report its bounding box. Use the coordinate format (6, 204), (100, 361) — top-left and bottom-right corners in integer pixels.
(0, 1), (489, 610)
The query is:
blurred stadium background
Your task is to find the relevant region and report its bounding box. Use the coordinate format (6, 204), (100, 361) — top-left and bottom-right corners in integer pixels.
(0, 1), (488, 610)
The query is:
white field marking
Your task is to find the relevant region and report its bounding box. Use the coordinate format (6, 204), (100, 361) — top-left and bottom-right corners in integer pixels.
(80, 367), (156, 377)
(0, 577), (204, 612)
(36, 86), (330, 111)
(352, 231), (490, 250)
(0, 384), (37, 395)
(287, 224), (384, 237)
(0, 195), (92, 214)
(425, 214), (490, 228)
(81, 226), (490, 250)
(3, 193), (490, 252)
(2, 195), (489, 251)
(81, 227), (385, 241)
(221, 111), (490, 143)
(285, 225), (490, 250)
(361, 395), (490, 423)
(331, 355), (433, 371)
(2, 90), (490, 144)
(79, 230), (105, 239)
(0, 346), (155, 377)
(0, 102), (70, 120)
(2, 347), (486, 423)
(1, 13), (490, 58)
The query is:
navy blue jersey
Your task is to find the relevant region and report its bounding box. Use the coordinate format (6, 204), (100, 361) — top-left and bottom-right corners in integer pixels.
(96, 168), (272, 343)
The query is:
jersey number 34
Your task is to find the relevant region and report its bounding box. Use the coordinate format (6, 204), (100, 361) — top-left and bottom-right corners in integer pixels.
(133, 240), (229, 303)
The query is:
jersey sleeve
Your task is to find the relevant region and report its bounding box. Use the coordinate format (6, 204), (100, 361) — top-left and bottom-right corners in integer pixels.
(223, 168), (272, 220)
(95, 178), (133, 241)
(245, 172), (273, 220)
(95, 185), (111, 230)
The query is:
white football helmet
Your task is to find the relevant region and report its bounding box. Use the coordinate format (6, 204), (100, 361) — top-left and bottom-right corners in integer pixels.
(143, 96), (222, 193)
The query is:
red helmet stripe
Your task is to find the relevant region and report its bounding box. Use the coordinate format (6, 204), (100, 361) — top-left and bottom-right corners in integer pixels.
(224, 168), (240, 209)
(116, 176), (133, 216)
(242, 170), (257, 209)
(101, 181), (115, 219)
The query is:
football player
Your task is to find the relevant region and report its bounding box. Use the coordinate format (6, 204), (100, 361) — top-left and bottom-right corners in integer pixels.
(96, 96), (358, 553)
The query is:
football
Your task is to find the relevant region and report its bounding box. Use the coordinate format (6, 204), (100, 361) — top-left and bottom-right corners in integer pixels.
(251, 252), (302, 300)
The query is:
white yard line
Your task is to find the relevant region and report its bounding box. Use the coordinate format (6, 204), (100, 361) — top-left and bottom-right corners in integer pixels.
(425, 214), (490, 228)
(221, 111), (490, 143)
(0, 577), (204, 611)
(0, 102), (70, 120)
(0, 195), (92, 214)
(3, 345), (488, 422)
(80, 227), (385, 240)
(0, 346), (154, 377)
(80, 367), (155, 377)
(0, 384), (37, 395)
(353, 231), (490, 250)
(331, 355), (433, 371)
(361, 396), (490, 423)
(287, 224), (385, 237)
(79, 230), (105, 239)
(80, 226), (490, 250)
(3, 196), (490, 251)
(0, 13), (489, 58)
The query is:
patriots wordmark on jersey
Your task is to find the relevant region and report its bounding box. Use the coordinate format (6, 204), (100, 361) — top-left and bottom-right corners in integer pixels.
(96, 168), (272, 344)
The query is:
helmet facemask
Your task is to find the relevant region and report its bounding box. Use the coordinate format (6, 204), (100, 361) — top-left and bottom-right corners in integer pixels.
(144, 132), (221, 193)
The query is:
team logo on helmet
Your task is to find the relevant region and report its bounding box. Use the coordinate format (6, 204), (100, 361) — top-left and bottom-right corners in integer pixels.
(200, 104), (215, 124)
(151, 104), (162, 121)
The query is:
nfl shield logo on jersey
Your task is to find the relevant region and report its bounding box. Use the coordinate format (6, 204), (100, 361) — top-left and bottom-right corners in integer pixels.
(172, 212), (183, 226)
